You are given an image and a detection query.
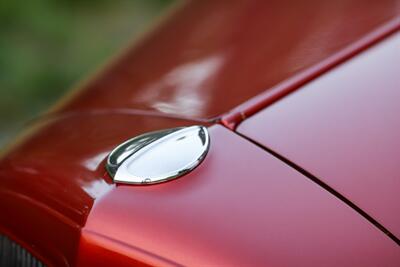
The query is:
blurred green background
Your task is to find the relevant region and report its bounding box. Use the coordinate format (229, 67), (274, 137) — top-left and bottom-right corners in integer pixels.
(0, 0), (174, 147)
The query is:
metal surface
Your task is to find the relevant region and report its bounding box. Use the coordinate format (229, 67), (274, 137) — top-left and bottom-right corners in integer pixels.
(78, 125), (400, 267)
(0, 114), (200, 266)
(238, 33), (400, 240)
(221, 18), (400, 129)
(53, 1), (400, 121)
(0, 0), (399, 265)
(106, 126), (210, 185)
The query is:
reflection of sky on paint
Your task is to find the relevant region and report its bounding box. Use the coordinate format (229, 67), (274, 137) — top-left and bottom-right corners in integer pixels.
(137, 54), (225, 117)
(81, 151), (114, 199)
(82, 179), (113, 199)
(82, 151), (109, 172)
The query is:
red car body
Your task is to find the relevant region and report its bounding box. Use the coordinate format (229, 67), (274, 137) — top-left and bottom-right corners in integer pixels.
(0, 0), (399, 266)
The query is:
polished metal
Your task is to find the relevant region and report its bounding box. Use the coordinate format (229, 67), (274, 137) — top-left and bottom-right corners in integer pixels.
(106, 126), (210, 185)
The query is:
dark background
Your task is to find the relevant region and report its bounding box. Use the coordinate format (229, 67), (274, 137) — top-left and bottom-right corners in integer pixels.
(0, 0), (174, 147)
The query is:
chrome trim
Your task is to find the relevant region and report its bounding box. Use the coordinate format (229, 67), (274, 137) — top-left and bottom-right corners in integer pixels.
(106, 126), (210, 185)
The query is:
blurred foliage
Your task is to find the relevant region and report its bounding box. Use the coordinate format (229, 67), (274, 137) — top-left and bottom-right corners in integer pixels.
(0, 0), (174, 146)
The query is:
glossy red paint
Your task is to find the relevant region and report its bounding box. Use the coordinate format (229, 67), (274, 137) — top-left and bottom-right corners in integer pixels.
(221, 17), (400, 129)
(238, 33), (400, 240)
(53, 0), (399, 121)
(0, 0), (399, 265)
(77, 125), (400, 266)
(0, 113), (201, 266)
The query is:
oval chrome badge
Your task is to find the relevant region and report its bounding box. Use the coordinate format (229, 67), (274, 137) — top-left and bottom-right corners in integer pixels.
(106, 125), (210, 185)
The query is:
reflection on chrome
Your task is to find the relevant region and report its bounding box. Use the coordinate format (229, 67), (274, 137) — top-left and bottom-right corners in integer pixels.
(106, 126), (210, 185)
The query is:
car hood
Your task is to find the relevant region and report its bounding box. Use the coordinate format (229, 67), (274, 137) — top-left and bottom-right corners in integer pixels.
(78, 124), (400, 266)
(1, 0), (399, 265)
(0, 113), (201, 265)
(51, 0), (399, 121)
(238, 32), (400, 240)
(1, 111), (399, 266)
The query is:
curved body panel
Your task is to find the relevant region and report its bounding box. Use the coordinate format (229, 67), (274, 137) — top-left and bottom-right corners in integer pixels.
(78, 125), (400, 266)
(0, 0), (399, 265)
(55, 0), (400, 120)
(238, 32), (400, 239)
(0, 114), (200, 265)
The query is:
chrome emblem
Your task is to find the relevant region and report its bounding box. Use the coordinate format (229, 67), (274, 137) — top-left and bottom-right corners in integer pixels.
(106, 126), (210, 185)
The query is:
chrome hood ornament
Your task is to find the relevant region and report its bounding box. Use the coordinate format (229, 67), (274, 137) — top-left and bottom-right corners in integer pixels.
(106, 126), (210, 185)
